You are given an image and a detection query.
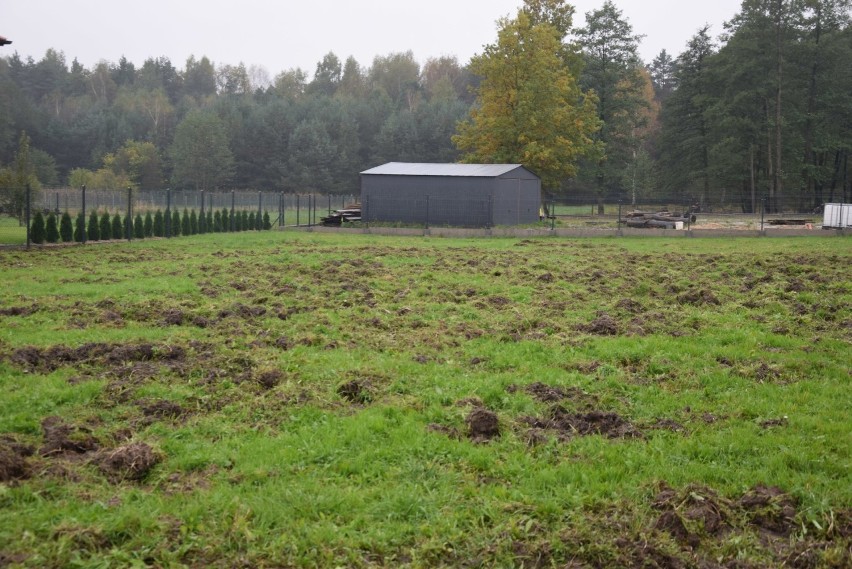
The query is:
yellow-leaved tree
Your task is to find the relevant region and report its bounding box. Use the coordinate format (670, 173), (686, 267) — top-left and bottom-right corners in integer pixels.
(452, 7), (601, 191)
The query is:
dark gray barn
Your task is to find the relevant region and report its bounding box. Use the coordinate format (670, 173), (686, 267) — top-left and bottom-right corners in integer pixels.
(360, 163), (541, 227)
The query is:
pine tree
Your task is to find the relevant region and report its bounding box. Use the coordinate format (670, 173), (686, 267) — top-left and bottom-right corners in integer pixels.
(112, 213), (123, 239)
(45, 212), (59, 243)
(263, 211), (271, 230)
(87, 210), (100, 241)
(248, 212), (256, 231)
(214, 210), (223, 232)
(74, 212), (85, 242)
(197, 209), (205, 234)
(222, 208), (231, 231)
(134, 214), (145, 239)
(234, 210), (243, 232)
(144, 212), (154, 237)
(30, 211), (46, 244)
(206, 210), (213, 232)
(241, 210), (249, 231)
(153, 210), (164, 237)
(60, 212), (73, 242)
(123, 214), (132, 239)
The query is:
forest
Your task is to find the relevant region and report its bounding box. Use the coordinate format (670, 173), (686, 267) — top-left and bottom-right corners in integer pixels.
(1, 0), (851, 212)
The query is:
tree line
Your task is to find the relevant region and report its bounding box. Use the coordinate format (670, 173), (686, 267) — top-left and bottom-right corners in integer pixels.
(1, 0), (851, 214)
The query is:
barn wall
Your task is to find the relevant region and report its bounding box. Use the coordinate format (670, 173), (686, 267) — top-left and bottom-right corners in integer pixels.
(361, 166), (541, 227)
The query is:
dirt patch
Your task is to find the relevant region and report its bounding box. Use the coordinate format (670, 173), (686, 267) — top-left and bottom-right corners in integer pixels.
(520, 405), (643, 440)
(139, 399), (185, 420)
(652, 483), (732, 547)
(8, 341), (185, 373)
(677, 288), (721, 306)
(615, 298), (643, 314)
(96, 442), (160, 482)
(256, 370), (284, 390)
(337, 379), (373, 403)
(0, 442), (31, 482)
(0, 304), (39, 317)
(467, 408), (500, 442)
(39, 417), (99, 457)
(738, 484), (798, 536)
(581, 313), (619, 336)
(161, 309), (184, 326)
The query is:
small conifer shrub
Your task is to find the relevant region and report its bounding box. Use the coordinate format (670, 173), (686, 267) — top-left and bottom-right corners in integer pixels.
(45, 212), (60, 243)
(30, 211), (46, 244)
(134, 214), (145, 239)
(74, 212), (86, 242)
(181, 209), (191, 236)
(144, 212), (154, 237)
(60, 212), (73, 242)
(171, 210), (181, 236)
(112, 213), (123, 239)
(88, 210), (100, 241)
(153, 210), (164, 237)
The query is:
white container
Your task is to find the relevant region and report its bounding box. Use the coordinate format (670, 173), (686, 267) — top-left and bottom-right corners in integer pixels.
(823, 203), (852, 229)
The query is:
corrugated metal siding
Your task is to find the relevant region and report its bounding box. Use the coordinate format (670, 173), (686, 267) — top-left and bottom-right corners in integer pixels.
(361, 162), (541, 227)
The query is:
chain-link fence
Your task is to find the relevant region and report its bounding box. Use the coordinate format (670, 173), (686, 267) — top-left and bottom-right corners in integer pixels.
(3, 185), (849, 247)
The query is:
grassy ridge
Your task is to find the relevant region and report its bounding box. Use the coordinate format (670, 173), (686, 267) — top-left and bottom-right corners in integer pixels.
(0, 233), (850, 567)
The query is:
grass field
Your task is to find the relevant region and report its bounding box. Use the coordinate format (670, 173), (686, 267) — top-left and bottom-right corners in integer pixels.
(0, 232), (849, 568)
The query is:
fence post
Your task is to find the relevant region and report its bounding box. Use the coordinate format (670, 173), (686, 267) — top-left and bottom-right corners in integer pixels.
(165, 188), (172, 238)
(425, 195), (430, 229)
(551, 201), (556, 231)
(618, 200), (622, 231)
(230, 190), (236, 231)
(25, 184), (31, 249)
(296, 195), (300, 227)
(278, 192), (283, 227)
(760, 194), (767, 233)
(126, 186), (132, 242)
(81, 185), (87, 244)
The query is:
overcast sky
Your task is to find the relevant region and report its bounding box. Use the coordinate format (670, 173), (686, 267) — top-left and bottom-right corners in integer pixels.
(2, 0), (743, 77)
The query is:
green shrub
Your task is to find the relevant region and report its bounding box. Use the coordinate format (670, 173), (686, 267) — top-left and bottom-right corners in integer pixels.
(112, 213), (123, 240)
(241, 210), (249, 231)
(30, 211), (46, 244)
(153, 210), (164, 237)
(248, 212), (256, 231)
(60, 212), (73, 242)
(74, 212), (85, 242)
(181, 209), (191, 236)
(99, 212), (111, 240)
(197, 209), (205, 234)
(123, 214), (132, 240)
(45, 212), (59, 243)
(221, 208), (230, 232)
(134, 214), (144, 239)
(206, 210), (213, 232)
(87, 210), (100, 241)
(263, 211), (271, 230)
(171, 209), (181, 236)
(144, 212), (154, 237)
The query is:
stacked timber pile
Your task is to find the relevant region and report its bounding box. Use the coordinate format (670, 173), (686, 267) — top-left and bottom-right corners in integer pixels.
(321, 203), (361, 226)
(623, 210), (696, 230)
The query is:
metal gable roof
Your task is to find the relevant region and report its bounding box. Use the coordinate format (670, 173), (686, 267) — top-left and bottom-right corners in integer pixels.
(361, 162), (529, 178)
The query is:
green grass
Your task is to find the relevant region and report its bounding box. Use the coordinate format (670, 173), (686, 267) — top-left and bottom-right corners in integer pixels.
(0, 215), (26, 245)
(0, 232), (849, 567)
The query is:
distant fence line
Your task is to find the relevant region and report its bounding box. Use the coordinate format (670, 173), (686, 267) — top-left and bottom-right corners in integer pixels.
(35, 188), (358, 225)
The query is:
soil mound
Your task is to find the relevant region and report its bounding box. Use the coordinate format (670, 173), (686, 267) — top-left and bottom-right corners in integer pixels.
(0, 441), (31, 482)
(522, 405), (643, 440)
(738, 484), (798, 536)
(97, 442), (160, 481)
(466, 408), (500, 442)
(582, 313), (619, 335)
(337, 379), (373, 403)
